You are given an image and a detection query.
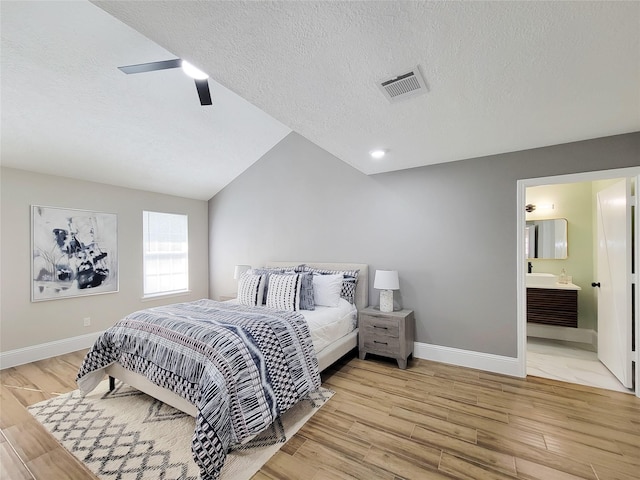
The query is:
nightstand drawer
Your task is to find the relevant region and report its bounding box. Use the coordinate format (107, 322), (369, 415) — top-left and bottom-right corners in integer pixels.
(359, 314), (400, 337)
(363, 336), (400, 356)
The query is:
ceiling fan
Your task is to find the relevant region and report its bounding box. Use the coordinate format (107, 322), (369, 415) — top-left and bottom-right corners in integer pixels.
(118, 59), (212, 106)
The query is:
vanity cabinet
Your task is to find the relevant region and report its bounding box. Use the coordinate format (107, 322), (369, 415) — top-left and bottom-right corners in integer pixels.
(527, 288), (578, 328)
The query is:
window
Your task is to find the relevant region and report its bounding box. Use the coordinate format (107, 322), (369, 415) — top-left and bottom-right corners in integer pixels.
(143, 211), (189, 297)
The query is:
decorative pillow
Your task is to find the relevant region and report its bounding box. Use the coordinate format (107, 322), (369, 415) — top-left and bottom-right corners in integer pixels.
(278, 271), (314, 310)
(312, 273), (343, 307)
(303, 267), (360, 304)
(237, 273), (266, 306)
(297, 272), (315, 310)
(249, 267), (291, 304)
(266, 273), (302, 311)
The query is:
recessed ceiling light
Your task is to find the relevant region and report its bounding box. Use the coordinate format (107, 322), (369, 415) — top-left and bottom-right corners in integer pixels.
(181, 60), (208, 80)
(370, 149), (386, 159)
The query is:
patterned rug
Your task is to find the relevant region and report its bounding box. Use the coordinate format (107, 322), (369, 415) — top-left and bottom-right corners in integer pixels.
(28, 380), (333, 480)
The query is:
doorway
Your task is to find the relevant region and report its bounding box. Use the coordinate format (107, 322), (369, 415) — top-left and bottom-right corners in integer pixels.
(517, 167), (640, 397)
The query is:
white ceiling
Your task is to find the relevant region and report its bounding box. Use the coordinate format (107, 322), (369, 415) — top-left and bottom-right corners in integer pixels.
(2, 1), (639, 201)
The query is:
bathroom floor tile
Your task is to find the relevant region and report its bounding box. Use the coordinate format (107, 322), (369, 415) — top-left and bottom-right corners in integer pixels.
(526, 338), (632, 394)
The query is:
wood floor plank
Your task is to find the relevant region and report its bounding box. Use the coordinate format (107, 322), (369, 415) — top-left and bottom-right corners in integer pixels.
(390, 405), (477, 443)
(590, 462), (640, 480)
(330, 396), (415, 437)
(447, 410), (547, 450)
(422, 391), (510, 423)
(364, 446), (453, 480)
(322, 371), (380, 398)
(305, 408), (356, 434)
(26, 447), (98, 480)
(501, 384), (591, 411)
(543, 434), (639, 474)
(2, 384), (52, 408)
(293, 439), (394, 480)
(477, 431), (598, 479)
(0, 434), (34, 480)
(0, 367), (40, 389)
(438, 451), (517, 480)
(2, 419), (62, 463)
(24, 357), (80, 393)
(0, 385), (35, 429)
(375, 389), (450, 420)
(539, 427), (625, 455)
(348, 421), (443, 470)
(563, 418), (640, 449)
(411, 424), (517, 476)
(279, 434), (306, 456)
(297, 417), (370, 460)
(260, 450), (319, 480)
(514, 457), (590, 480)
(615, 438), (640, 459)
(249, 472), (276, 480)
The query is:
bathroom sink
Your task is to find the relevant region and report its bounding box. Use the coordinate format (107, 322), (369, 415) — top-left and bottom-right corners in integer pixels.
(526, 273), (558, 287)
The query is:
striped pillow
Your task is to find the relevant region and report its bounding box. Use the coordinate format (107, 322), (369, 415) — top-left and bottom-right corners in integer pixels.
(237, 273), (266, 306)
(278, 271), (315, 310)
(266, 273), (302, 311)
(249, 267), (293, 304)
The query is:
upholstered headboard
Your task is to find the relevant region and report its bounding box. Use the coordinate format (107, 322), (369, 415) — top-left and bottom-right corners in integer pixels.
(265, 262), (369, 311)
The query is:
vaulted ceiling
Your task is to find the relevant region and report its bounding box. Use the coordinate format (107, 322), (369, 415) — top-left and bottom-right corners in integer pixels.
(2, 1), (639, 200)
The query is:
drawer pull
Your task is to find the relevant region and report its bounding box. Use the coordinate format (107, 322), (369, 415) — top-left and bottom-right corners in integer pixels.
(374, 340), (388, 345)
(373, 325), (388, 329)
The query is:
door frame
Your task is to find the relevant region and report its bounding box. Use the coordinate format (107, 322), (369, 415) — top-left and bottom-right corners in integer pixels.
(516, 166), (640, 397)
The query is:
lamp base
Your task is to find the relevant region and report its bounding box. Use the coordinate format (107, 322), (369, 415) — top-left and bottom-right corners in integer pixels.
(379, 289), (394, 313)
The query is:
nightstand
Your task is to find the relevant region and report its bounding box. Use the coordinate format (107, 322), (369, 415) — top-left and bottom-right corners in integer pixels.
(219, 294), (236, 301)
(358, 306), (415, 369)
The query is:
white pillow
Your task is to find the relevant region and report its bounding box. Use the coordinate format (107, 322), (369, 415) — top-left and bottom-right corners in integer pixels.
(237, 273), (266, 306)
(312, 273), (343, 307)
(266, 273), (302, 311)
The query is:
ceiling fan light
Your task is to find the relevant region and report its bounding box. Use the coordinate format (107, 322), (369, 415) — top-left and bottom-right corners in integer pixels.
(181, 60), (208, 80)
(370, 149), (386, 159)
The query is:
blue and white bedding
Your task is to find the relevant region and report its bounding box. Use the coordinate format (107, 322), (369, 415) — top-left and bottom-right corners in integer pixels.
(76, 299), (321, 480)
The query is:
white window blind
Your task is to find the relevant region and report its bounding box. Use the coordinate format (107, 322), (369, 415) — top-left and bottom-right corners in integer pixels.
(143, 211), (189, 297)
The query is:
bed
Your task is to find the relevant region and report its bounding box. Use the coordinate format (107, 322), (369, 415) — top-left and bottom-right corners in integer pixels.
(76, 262), (367, 480)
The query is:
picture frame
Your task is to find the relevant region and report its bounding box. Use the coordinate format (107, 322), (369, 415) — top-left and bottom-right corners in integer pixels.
(31, 205), (118, 302)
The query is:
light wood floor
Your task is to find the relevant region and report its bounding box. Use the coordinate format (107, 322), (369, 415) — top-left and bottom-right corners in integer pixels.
(2, 351), (639, 480)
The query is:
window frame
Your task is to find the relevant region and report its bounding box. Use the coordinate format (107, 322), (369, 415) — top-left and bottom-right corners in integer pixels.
(142, 210), (190, 299)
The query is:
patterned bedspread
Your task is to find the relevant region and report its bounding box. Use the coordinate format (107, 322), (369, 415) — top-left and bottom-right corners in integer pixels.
(76, 299), (321, 480)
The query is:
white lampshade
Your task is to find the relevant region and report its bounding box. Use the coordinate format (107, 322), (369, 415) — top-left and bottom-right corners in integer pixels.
(233, 265), (251, 280)
(374, 270), (399, 313)
(374, 270), (399, 290)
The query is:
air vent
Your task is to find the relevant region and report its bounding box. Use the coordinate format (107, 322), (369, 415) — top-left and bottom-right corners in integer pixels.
(378, 66), (427, 103)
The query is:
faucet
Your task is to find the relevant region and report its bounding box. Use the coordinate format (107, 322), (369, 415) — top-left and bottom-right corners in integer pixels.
(528, 262), (533, 274)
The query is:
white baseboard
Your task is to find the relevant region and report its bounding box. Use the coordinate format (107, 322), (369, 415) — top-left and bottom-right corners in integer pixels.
(413, 342), (522, 377)
(527, 324), (597, 349)
(0, 331), (102, 369)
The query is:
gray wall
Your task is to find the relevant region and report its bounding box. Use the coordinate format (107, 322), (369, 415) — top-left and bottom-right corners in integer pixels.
(1, 167), (210, 352)
(209, 132), (640, 358)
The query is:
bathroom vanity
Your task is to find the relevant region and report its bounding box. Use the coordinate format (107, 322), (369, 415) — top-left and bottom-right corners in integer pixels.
(526, 274), (581, 328)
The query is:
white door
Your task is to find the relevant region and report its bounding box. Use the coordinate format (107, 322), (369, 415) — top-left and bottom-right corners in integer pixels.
(596, 179), (633, 389)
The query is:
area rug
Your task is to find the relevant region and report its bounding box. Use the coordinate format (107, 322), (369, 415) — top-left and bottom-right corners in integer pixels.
(28, 380), (333, 480)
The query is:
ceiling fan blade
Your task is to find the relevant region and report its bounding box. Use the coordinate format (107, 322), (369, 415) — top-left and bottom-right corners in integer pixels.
(118, 59), (182, 74)
(195, 79), (212, 106)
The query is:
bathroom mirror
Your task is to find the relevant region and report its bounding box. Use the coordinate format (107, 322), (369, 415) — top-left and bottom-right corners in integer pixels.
(525, 218), (568, 259)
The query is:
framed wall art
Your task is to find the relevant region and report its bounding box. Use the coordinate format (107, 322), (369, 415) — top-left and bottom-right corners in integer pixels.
(31, 205), (118, 301)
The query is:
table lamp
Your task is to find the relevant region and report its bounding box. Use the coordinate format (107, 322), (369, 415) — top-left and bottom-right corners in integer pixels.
(374, 270), (399, 313)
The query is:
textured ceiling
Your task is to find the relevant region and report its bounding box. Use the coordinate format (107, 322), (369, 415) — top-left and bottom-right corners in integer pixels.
(2, 1), (639, 200)
(1, 1), (290, 200)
